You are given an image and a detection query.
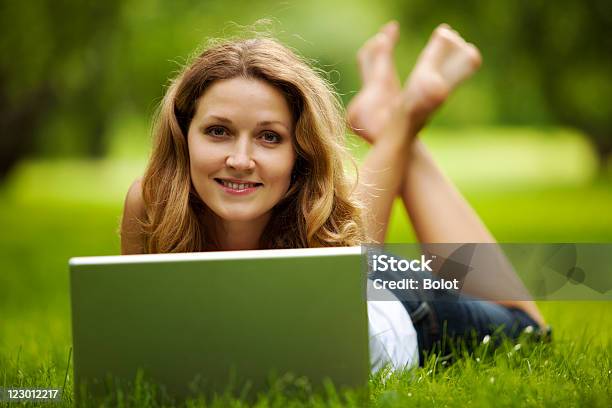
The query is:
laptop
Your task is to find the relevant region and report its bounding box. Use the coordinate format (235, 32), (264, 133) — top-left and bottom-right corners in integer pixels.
(69, 246), (369, 400)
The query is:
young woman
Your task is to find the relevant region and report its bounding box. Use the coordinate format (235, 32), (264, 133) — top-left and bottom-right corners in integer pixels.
(121, 23), (548, 373)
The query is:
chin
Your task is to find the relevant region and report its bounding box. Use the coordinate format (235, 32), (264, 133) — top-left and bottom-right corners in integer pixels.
(213, 206), (269, 223)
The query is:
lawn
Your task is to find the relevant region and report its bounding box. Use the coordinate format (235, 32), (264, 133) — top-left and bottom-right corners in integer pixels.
(1, 129), (611, 406)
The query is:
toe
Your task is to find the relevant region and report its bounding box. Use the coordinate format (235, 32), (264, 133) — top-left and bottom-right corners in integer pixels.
(357, 36), (376, 61)
(423, 25), (479, 69)
(436, 25), (464, 48)
(434, 24), (453, 40)
(437, 23), (452, 32)
(420, 29), (451, 68)
(466, 43), (482, 69)
(381, 21), (400, 46)
(357, 36), (380, 77)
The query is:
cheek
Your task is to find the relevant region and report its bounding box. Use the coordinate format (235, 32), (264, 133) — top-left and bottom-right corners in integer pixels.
(262, 150), (295, 187)
(188, 141), (224, 183)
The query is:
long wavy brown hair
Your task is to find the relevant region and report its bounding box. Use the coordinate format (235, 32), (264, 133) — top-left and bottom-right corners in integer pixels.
(140, 35), (365, 253)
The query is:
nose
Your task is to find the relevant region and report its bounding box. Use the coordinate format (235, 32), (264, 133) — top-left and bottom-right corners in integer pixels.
(225, 136), (255, 172)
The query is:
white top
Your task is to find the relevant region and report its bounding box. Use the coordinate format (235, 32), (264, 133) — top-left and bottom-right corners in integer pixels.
(367, 286), (419, 373)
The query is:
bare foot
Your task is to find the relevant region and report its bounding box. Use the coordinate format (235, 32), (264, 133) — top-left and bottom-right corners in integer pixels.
(346, 21), (401, 143)
(348, 23), (482, 143)
(404, 24), (482, 133)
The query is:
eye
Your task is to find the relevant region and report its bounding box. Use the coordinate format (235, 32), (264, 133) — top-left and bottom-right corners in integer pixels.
(260, 131), (281, 144)
(206, 126), (229, 138)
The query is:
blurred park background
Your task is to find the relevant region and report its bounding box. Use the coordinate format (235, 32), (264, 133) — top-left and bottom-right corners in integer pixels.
(1, 0), (611, 401)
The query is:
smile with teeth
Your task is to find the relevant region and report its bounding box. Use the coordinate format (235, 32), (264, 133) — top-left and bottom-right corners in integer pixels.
(215, 179), (262, 191)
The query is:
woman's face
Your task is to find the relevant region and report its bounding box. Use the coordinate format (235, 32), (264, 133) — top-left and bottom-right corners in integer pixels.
(187, 77), (296, 223)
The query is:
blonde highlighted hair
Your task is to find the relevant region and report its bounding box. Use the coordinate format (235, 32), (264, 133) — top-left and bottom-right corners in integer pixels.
(141, 35), (365, 253)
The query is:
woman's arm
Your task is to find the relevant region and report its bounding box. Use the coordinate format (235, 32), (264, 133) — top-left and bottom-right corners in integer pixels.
(120, 178), (146, 255)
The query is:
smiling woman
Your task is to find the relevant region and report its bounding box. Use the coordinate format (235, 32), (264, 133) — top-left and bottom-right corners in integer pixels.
(120, 26), (549, 375)
(187, 77), (296, 249)
(121, 36), (364, 255)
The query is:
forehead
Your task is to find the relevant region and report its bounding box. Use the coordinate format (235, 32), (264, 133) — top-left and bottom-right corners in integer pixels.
(194, 77), (293, 125)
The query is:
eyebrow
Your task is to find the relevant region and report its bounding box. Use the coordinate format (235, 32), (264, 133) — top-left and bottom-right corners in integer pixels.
(207, 115), (291, 131)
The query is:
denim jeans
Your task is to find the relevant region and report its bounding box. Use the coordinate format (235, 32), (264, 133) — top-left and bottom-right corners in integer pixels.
(405, 298), (538, 365)
(369, 267), (540, 365)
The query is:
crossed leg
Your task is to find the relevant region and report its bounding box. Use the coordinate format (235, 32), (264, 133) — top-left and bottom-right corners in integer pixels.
(348, 22), (481, 144)
(351, 22), (546, 327)
(351, 22), (482, 243)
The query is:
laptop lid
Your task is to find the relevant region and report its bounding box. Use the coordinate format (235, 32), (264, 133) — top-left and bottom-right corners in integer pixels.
(69, 246), (368, 399)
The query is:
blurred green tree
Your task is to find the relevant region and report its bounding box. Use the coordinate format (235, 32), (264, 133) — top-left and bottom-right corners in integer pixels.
(393, 0), (612, 161)
(517, 0), (612, 162)
(1, 0), (611, 182)
(0, 0), (122, 179)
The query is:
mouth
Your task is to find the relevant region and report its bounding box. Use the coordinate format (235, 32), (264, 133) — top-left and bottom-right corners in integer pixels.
(214, 178), (263, 195)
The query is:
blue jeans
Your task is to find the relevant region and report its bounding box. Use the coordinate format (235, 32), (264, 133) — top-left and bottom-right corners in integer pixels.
(405, 298), (538, 365)
(368, 270), (541, 365)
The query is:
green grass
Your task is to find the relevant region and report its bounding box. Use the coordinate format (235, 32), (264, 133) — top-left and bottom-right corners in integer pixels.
(386, 181), (612, 243)
(2, 186), (611, 407)
(1, 129), (611, 406)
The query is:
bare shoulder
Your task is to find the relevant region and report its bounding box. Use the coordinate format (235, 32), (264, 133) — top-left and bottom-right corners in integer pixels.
(124, 177), (145, 216)
(121, 177), (146, 255)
